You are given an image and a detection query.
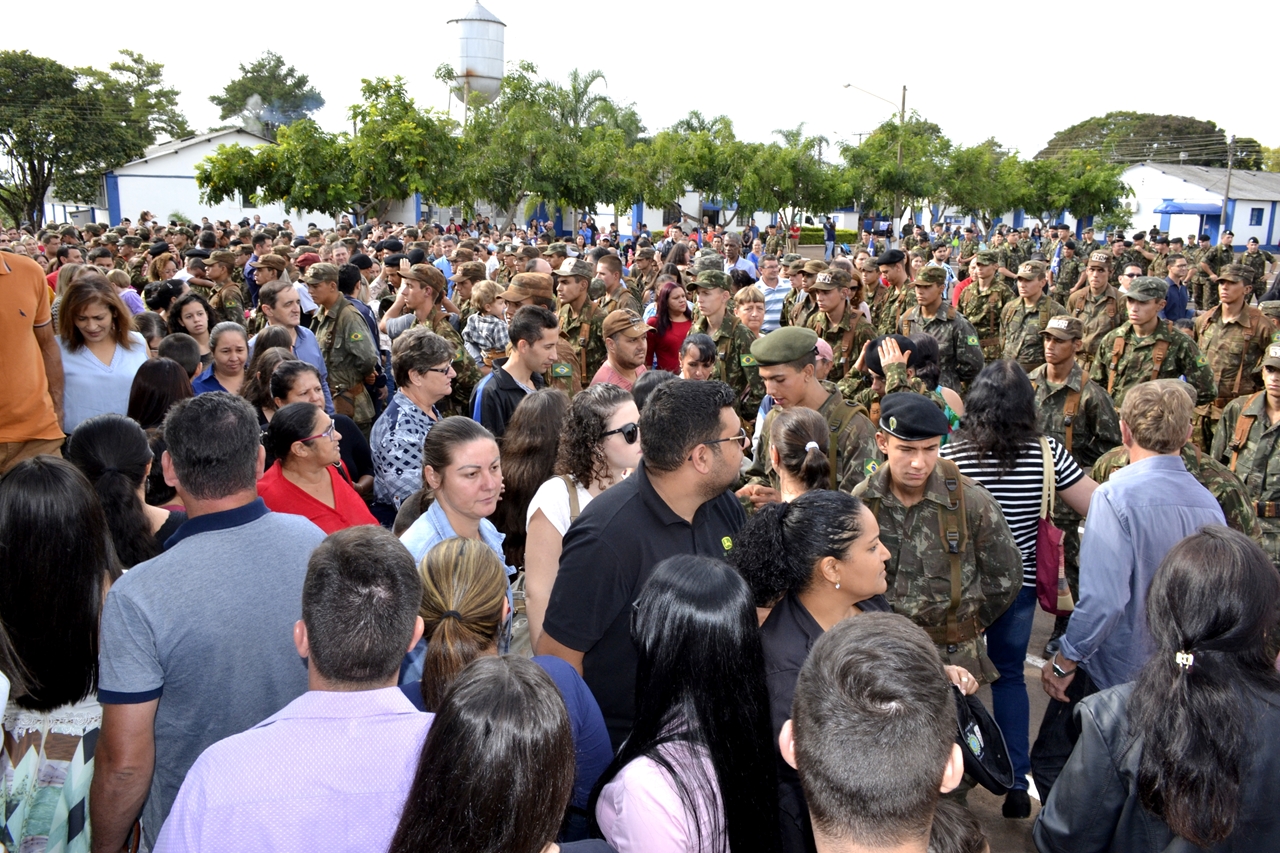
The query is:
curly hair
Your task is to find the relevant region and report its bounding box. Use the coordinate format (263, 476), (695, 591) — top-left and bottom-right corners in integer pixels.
(554, 384), (633, 488)
(951, 359), (1038, 475)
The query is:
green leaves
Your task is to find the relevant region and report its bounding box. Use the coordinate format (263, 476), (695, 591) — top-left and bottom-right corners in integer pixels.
(208, 51), (324, 141)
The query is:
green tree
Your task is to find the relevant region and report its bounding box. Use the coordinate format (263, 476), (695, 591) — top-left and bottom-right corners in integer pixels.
(938, 139), (1022, 232)
(842, 114), (950, 222)
(80, 50), (190, 144)
(1263, 146), (1280, 172)
(0, 51), (153, 226)
(735, 125), (843, 230)
(1013, 150), (1129, 229)
(209, 51), (324, 141)
(632, 112), (747, 226)
(1037, 112), (1234, 166)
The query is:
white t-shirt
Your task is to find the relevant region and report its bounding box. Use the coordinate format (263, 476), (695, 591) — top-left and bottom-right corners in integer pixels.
(527, 475), (593, 536)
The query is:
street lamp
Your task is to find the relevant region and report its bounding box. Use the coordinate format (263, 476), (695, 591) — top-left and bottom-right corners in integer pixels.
(843, 83), (907, 228)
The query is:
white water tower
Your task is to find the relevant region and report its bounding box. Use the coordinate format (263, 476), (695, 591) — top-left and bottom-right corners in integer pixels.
(447, 2), (505, 107)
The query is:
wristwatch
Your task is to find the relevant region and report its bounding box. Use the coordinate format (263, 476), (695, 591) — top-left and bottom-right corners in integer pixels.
(1051, 654), (1075, 679)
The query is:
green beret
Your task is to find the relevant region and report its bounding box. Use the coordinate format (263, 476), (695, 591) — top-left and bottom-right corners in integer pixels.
(879, 392), (951, 440)
(750, 326), (818, 365)
(1126, 276), (1168, 302)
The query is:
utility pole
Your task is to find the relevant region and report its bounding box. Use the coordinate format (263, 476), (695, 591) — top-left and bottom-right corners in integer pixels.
(1219, 134), (1235, 232)
(895, 85), (906, 230)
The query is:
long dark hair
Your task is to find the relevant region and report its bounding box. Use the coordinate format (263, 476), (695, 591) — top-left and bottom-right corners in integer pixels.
(263, 401), (323, 464)
(951, 359), (1038, 474)
(666, 243), (690, 268)
(590, 555), (780, 853)
(389, 656), (576, 853)
(554, 383), (631, 489)
(0, 457), (121, 710)
(1129, 526), (1280, 846)
(908, 332), (942, 389)
(490, 389), (568, 564)
(655, 279), (691, 336)
(66, 414), (161, 569)
(242, 346), (296, 412)
(167, 291), (214, 336)
(127, 357), (193, 430)
(731, 491), (868, 609)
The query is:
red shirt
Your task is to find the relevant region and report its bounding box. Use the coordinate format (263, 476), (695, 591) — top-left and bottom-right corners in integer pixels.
(951, 276), (974, 307)
(257, 461), (377, 534)
(646, 315), (691, 372)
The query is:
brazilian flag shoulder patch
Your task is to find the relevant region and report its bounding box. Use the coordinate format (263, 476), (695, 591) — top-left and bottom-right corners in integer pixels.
(966, 335), (979, 346)
(1271, 331), (1280, 343)
(348, 331), (364, 341)
(1195, 353), (1208, 367)
(864, 459), (879, 476)
(740, 354), (758, 367)
(550, 363), (572, 378)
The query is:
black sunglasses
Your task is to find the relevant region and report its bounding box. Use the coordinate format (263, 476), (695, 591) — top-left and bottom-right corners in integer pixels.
(602, 422), (639, 444)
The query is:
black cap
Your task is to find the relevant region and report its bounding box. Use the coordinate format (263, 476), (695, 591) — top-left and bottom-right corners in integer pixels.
(954, 687), (1015, 794)
(874, 248), (906, 267)
(350, 253), (374, 270)
(292, 236), (308, 247)
(406, 248), (427, 265)
(1223, 230), (1234, 237)
(148, 242), (169, 257)
(184, 248), (210, 260)
(864, 335), (920, 377)
(382, 238), (404, 253)
(1199, 233), (1211, 241)
(878, 392), (951, 440)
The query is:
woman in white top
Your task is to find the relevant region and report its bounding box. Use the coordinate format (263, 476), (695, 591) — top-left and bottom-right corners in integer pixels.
(524, 384), (642, 649)
(57, 271), (149, 433)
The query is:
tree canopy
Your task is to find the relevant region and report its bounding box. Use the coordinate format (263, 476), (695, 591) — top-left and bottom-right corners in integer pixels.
(1035, 112), (1260, 168)
(209, 51), (324, 141)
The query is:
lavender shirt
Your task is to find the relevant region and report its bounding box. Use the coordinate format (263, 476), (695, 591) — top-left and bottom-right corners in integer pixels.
(154, 687), (432, 853)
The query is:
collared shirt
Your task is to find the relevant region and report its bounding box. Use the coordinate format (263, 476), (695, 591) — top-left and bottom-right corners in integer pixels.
(371, 391), (439, 507)
(724, 256), (759, 280)
(1160, 277), (1192, 321)
(400, 497), (510, 574)
(758, 279), (792, 333)
(1059, 455), (1224, 689)
(251, 324), (335, 415)
(154, 688), (432, 853)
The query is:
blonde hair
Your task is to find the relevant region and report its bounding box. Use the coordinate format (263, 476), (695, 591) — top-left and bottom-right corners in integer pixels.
(735, 285), (765, 305)
(471, 280), (502, 311)
(1120, 379), (1193, 454)
(417, 537), (507, 712)
(105, 268), (131, 291)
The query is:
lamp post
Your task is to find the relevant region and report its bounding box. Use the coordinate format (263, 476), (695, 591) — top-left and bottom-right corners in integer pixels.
(843, 83), (907, 230)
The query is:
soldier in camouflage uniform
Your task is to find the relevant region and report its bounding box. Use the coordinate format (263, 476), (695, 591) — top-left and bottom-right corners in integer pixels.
(871, 250), (916, 336)
(1121, 232), (1154, 275)
(307, 263), (379, 436)
(596, 255), (641, 317)
(492, 246), (518, 287)
(1260, 300), (1280, 335)
(853, 392), (1023, 684)
(782, 258), (825, 328)
(1091, 277), (1217, 409)
(554, 259), (607, 382)
(630, 247), (660, 305)
(993, 231), (1025, 281)
(958, 250), (1015, 363)
(739, 327), (880, 504)
(1187, 233), (1215, 309)
(1067, 251), (1125, 370)
(1001, 261), (1066, 373)
(806, 269), (876, 386)
(688, 269), (763, 427)
(499, 272), (583, 399)
(763, 223), (786, 257)
(1195, 263), (1271, 448)
(1076, 227), (1102, 259)
(1210, 344), (1280, 568)
(205, 250), (247, 326)
(1199, 230), (1238, 302)
(1242, 237), (1276, 300)
(1049, 242), (1084, 303)
(897, 265), (984, 392)
(1145, 236), (1173, 279)
(956, 228), (980, 271)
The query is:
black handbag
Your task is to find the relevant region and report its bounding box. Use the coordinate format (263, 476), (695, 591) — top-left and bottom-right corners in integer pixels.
(953, 685), (1014, 794)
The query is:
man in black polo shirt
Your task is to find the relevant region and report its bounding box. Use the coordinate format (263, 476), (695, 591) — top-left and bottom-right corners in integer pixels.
(537, 379), (749, 748)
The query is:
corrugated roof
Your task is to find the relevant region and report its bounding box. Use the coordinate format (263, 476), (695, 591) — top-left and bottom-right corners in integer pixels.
(447, 2), (505, 24)
(1139, 162), (1280, 202)
(121, 128), (273, 167)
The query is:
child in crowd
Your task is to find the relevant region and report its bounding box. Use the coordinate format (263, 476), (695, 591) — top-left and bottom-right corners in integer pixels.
(462, 280), (510, 370)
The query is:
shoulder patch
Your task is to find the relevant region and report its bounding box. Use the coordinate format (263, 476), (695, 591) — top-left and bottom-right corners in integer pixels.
(1195, 353), (1208, 367)
(1271, 332), (1280, 343)
(348, 331), (364, 341)
(740, 353), (758, 367)
(550, 362), (572, 378)
(720, 536), (734, 552)
(864, 459), (879, 476)
(966, 335), (979, 346)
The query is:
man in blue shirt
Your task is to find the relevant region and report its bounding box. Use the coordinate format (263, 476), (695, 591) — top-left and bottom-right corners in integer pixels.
(1159, 252), (1194, 321)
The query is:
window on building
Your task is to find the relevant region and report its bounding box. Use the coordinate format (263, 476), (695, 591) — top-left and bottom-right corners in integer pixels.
(239, 191), (257, 209)
(1250, 207), (1264, 226)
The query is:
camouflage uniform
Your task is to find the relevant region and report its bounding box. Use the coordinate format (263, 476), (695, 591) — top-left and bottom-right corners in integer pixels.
(1090, 320), (1217, 408)
(209, 280), (247, 326)
(558, 299), (607, 383)
(743, 387), (879, 494)
(897, 302), (985, 392)
(599, 285), (640, 317)
(957, 239), (980, 267)
(782, 288), (819, 329)
(876, 282), (917, 336)
(1001, 294), (1067, 373)
(1146, 250), (1172, 279)
(764, 233), (786, 256)
(1066, 285), (1125, 369)
(1117, 247), (1150, 276)
(1195, 303), (1272, 446)
(1211, 391), (1280, 566)
(1077, 237), (1102, 257)
(1187, 245), (1216, 310)
(808, 303), (877, 386)
(1051, 255), (1084, 303)
(1029, 361), (1123, 595)
(316, 297), (379, 434)
(853, 460), (1023, 684)
(958, 279), (1015, 363)
(866, 281), (895, 335)
(691, 312), (763, 425)
(1201, 243), (1238, 279)
(1095, 443), (1261, 542)
(1242, 248), (1276, 300)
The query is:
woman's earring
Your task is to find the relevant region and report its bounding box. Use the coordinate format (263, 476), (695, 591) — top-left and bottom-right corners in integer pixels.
(835, 581), (841, 590)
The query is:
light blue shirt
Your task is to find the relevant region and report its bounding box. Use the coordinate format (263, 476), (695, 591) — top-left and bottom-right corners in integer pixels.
(759, 279), (792, 333)
(1059, 455), (1224, 689)
(59, 331), (149, 432)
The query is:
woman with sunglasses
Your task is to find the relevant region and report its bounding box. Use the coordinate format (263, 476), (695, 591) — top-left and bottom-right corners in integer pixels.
(257, 401), (378, 533)
(525, 384), (643, 649)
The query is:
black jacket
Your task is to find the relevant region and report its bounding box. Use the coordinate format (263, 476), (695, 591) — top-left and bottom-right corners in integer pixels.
(1034, 682), (1280, 852)
(471, 360), (544, 438)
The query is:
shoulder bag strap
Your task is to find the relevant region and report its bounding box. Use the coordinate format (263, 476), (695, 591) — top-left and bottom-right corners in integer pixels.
(1230, 392), (1264, 473)
(558, 474), (581, 523)
(1039, 436), (1055, 519)
(934, 457), (968, 645)
(1107, 334), (1127, 394)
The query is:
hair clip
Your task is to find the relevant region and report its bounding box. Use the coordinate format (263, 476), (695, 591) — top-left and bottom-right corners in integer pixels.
(804, 441), (821, 453)
(1175, 651), (1194, 669)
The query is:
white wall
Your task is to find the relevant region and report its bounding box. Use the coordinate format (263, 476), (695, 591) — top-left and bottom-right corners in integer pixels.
(1231, 199), (1273, 247)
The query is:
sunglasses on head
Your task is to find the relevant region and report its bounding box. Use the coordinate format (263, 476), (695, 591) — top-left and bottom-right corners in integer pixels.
(602, 422), (640, 444)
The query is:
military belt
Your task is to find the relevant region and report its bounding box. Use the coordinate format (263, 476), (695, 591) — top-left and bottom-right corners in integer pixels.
(1256, 502), (1280, 519)
(923, 615), (981, 647)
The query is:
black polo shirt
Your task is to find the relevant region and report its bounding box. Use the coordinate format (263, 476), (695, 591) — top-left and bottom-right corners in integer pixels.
(542, 461), (746, 750)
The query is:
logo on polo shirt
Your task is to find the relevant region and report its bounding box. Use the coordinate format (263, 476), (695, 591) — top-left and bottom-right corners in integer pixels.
(721, 536), (733, 552)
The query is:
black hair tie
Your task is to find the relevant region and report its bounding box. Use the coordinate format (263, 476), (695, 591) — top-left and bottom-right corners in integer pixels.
(441, 610), (463, 620)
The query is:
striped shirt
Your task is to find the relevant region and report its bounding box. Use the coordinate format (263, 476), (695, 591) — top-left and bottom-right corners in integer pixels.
(941, 436), (1083, 586)
(759, 280), (792, 333)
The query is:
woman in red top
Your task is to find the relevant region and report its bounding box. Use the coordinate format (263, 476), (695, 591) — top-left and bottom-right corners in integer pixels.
(645, 279), (693, 372)
(258, 402), (377, 533)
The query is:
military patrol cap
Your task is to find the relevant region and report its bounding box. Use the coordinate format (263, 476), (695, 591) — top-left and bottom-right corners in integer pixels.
(1260, 301), (1280, 319)
(1087, 251), (1112, 269)
(501, 272), (556, 302)
(874, 248), (906, 267)
(974, 250), (997, 265)
(864, 334), (919, 378)
(1126, 276), (1168, 302)
(1015, 260), (1047, 280)
(913, 266), (948, 287)
(750, 326), (818, 366)
(102, 232), (119, 244)
(635, 247), (656, 260)
(207, 250), (236, 268)
(802, 259), (829, 275)
(780, 253), (802, 265)
(247, 253), (287, 272)
(878, 392), (951, 440)
(688, 269), (730, 292)
(1261, 344), (1280, 371)
(303, 262), (340, 283)
(1041, 315), (1083, 341)
(1218, 263), (1253, 284)
(122, 236), (142, 248)
(451, 260), (488, 282)
(602, 309), (647, 339)
(696, 247), (723, 259)
(542, 242), (569, 257)
(552, 257), (593, 280)
(787, 258), (807, 273)
(858, 257), (881, 272)
(809, 269), (853, 291)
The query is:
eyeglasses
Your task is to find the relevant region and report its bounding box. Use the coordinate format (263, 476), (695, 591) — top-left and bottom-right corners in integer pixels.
(704, 428), (749, 451)
(301, 419), (338, 443)
(602, 422), (639, 444)
(424, 364), (455, 377)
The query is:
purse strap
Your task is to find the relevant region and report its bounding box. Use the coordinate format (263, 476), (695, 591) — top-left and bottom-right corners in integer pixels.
(1039, 436), (1055, 519)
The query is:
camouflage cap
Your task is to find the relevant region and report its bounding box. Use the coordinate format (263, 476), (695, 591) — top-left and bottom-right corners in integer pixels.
(780, 253), (802, 265)
(688, 269), (731, 292)
(802, 259), (829, 275)
(879, 392), (951, 440)
(1218, 263), (1254, 284)
(690, 253), (725, 275)
(787, 258), (807, 273)
(750, 326), (818, 366)
(974, 250), (997, 265)
(1041, 315), (1083, 341)
(696, 247), (723, 259)
(247, 253), (287, 272)
(450, 260), (488, 282)
(635, 247), (656, 260)
(1261, 343), (1280, 371)
(1125, 276), (1168, 302)
(858, 257), (881, 273)
(1087, 251), (1112, 269)
(602, 309), (647, 339)
(913, 266), (948, 287)
(501, 272), (556, 302)
(1260, 301), (1280, 319)
(1015, 260), (1047, 280)
(303, 262), (340, 283)
(102, 232), (119, 244)
(207, 250), (236, 268)
(809, 269), (852, 291)
(542, 242), (569, 257)
(552, 257), (593, 279)
(121, 236), (142, 248)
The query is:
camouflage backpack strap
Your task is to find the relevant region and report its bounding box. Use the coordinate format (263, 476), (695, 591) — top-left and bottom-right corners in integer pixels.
(1063, 387), (1082, 455)
(1107, 334), (1127, 395)
(827, 399), (868, 491)
(934, 457), (969, 645)
(1039, 299), (1051, 331)
(841, 324), (856, 367)
(901, 316), (913, 337)
(1229, 392), (1264, 473)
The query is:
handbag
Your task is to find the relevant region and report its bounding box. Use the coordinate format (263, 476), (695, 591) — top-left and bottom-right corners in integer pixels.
(1035, 436), (1074, 615)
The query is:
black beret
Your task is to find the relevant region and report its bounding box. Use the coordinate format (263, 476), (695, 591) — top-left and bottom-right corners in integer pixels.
(382, 238), (404, 253)
(350, 253), (374, 270)
(406, 248), (427, 265)
(148, 242), (169, 257)
(878, 392), (951, 440)
(864, 335), (921, 377)
(874, 249), (906, 267)
(292, 236), (309, 247)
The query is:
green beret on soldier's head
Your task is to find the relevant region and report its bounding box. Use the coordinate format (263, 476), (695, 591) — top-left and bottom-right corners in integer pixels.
(878, 392), (951, 440)
(750, 326), (818, 366)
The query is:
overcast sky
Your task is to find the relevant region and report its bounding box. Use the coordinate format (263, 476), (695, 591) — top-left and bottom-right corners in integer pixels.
(9, 0), (1273, 161)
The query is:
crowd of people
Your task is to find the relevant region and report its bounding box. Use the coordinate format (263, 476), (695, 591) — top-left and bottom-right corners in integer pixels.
(1, 207), (1280, 853)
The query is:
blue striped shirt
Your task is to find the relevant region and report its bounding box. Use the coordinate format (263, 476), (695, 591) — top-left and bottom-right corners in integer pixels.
(759, 280), (792, 333)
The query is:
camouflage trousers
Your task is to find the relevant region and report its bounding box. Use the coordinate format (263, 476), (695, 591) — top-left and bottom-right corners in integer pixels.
(936, 634), (1001, 686)
(1052, 502), (1083, 599)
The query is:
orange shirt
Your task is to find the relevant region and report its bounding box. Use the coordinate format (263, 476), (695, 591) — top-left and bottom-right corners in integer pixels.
(0, 254), (63, 443)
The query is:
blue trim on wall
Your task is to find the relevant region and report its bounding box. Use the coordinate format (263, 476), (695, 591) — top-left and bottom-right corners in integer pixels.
(117, 174), (198, 180)
(1205, 214), (1221, 240)
(105, 172), (121, 225)
(632, 201), (644, 234)
(1159, 198), (1172, 235)
(1225, 200), (1236, 234)
(1013, 209), (1025, 229)
(413, 193), (421, 224)
(1267, 202), (1277, 250)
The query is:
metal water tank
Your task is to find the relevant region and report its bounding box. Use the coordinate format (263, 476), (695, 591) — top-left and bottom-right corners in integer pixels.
(447, 2), (505, 105)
